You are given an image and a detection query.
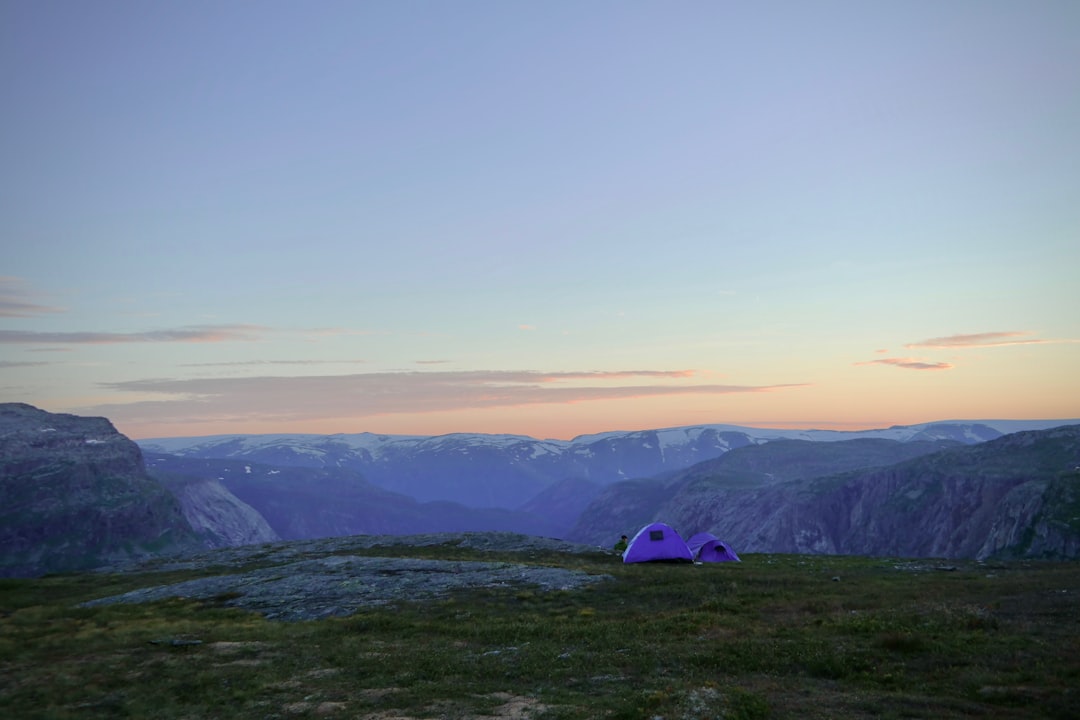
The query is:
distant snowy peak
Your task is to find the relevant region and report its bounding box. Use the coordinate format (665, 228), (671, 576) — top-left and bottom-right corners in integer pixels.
(134, 418), (1080, 509)
(573, 419), (1076, 446)
(137, 419), (1079, 460)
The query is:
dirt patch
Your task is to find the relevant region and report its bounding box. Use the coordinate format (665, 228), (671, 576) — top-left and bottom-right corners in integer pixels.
(486, 692), (549, 719)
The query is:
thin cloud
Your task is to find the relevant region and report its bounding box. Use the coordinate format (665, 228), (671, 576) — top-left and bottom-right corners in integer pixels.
(0, 277), (65, 317)
(302, 327), (379, 338)
(179, 359), (367, 368)
(536, 370), (696, 382)
(0, 324), (267, 345)
(79, 370), (807, 426)
(906, 331), (1068, 349)
(855, 357), (953, 371)
(0, 360), (53, 368)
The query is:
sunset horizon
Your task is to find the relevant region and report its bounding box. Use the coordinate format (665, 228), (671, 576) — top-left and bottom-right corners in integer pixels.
(4, 3), (1078, 440)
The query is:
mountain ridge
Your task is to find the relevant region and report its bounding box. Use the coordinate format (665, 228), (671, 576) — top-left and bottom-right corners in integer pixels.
(6, 401), (1080, 578)
(136, 419), (1079, 512)
(139, 417), (1080, 453)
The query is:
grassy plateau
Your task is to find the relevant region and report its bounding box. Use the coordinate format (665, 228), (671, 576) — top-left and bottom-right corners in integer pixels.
(1, 544), (1078, 719)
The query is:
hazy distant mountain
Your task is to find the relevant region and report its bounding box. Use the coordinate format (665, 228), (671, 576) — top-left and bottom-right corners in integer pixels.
(515, 476), (604, 538)
(144, 453), (564, 541)
(138, 419), (1071, 509)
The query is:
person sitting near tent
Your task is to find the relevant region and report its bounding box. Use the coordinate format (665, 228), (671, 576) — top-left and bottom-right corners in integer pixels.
(613, 535), (629, 553)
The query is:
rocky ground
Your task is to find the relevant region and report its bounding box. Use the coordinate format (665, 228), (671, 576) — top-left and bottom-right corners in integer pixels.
(83, 532), (615, 622)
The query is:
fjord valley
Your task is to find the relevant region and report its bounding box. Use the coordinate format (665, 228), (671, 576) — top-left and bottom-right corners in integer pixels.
(4, 402), (1080, 579)
(3, 403), (1080, 718)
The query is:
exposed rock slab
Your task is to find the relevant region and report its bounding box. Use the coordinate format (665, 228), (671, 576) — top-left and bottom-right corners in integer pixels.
(82, 532), (612, 621)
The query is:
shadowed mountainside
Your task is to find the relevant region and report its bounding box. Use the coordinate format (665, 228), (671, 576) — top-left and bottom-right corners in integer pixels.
(569, 438), (960, 546)
(0, 403), (202, 577)
(570, 429), (1080, 560)
(144, 454), (565, 541)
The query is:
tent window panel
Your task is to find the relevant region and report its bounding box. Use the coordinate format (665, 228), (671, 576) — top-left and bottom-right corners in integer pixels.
(649, 530), (664, 541)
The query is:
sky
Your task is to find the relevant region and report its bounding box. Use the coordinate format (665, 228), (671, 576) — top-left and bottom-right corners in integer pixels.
(2, 1), (1079, 441)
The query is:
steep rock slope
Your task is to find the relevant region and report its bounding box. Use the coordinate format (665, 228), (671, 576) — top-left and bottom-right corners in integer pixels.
(0, 403), (201, 577)
(153, 472), (280, 548)
(666, 427), (1080, 559)
(568, 438), (957, 546)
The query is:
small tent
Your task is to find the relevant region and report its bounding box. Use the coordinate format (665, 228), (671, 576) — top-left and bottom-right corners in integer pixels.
(686, 532), (741, 563)
(622, 522), (693, 563)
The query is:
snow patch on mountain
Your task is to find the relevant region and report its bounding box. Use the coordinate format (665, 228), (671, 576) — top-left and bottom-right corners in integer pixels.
(139, 419), (1080, 460)
(135, 418), (1080, 511)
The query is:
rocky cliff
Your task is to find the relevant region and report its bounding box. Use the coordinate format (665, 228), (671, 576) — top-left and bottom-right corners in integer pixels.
(0, 403), (202, 577)
(153, 472), (280, 548)
(569, 438), (958, 547)
(576, 428), (1080, 560)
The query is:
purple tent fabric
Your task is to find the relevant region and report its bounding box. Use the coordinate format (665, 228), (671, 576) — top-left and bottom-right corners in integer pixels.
(622, 522), (693, 564)
(686, 532), (741, 563)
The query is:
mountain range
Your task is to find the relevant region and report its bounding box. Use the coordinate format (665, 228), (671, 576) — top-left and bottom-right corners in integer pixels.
(3, 402), (1079, 577)
(136, 419), (1058, 509)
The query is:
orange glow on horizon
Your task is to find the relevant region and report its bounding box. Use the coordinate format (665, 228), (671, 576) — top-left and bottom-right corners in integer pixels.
(114, 395), (1079, 442)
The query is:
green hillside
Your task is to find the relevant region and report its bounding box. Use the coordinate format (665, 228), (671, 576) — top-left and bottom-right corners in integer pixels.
(2, 540), (1077, 719)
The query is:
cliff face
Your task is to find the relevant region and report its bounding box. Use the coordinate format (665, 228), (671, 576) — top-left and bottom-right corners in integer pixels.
(568, 438), (957, 547)
(569, 429), (1080, 560)
(155, 474), (280, 548)
(0, 403), (202, 577)
(660, 426), (1080, 560)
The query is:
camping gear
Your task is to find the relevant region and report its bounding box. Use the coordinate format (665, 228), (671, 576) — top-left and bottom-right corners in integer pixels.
(622, 522), (693, 563)
(686, 532), (741, 563)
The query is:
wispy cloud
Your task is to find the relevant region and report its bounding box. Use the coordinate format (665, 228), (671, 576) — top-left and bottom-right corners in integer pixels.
(179, 359), (366, 368)
(0, 277), (65, 317)
(0, 324), (267, 345)
(79, 370), (807, 426)
(855, 357), (953, 371)
(859, 330), (1080, 371)
(301, 327), (378, 338)
(906, 331), (1072, 349)
(537, 370), (697, 382)
(0, 360), (54, 368)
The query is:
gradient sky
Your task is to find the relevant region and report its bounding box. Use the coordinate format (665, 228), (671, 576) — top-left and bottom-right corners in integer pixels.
(2, 1), (1079, 440)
